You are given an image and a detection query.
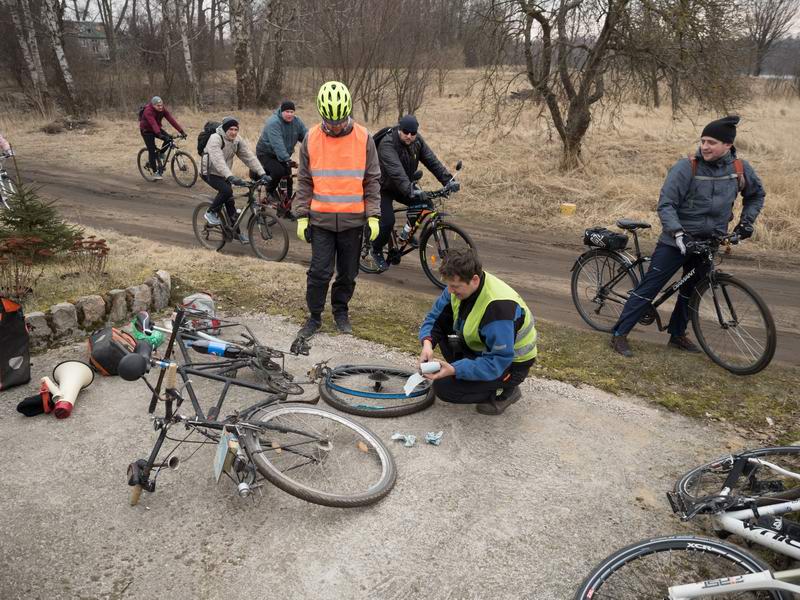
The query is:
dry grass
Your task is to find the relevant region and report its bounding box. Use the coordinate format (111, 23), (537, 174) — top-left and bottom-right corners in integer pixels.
(2, 70), (799, 254)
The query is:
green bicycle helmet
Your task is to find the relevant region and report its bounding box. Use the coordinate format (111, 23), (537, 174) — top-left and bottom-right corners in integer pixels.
(316, 81), (352, 123)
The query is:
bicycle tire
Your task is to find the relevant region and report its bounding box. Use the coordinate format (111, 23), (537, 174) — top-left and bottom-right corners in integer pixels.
(320, 364), (435, 418)
(247, 209), (289, 262)
(240, 403), (397, 507)
(419, 221), (476, 289)
(137, 148), (158, 182)
(574, 535), (787, 600)
(192, 201), (225, 251)
(675, 446), (800, 506)
(359, 224), (381, 274)
(571, 249), (638, 333)
(171, 151), (198, 188)
(690, 273), (776, 375)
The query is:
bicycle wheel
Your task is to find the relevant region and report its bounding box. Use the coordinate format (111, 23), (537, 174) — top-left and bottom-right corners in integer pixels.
(171, 151), (198, 188)
(240, 403), (397, 507)
(0, 175), (16, 209)
(137, 148), (158, 182)
(320, 364), (435, 418)
(675, 446), (800, 506)
(690, 273), (776, 375)
(419, 221), (475, 289)
(192, 201), (224, 250)
(571, 250), (638, 333)
(359, 224), (381, 274)
(247, 209), (289, 262)
(574, 535), (787, 600)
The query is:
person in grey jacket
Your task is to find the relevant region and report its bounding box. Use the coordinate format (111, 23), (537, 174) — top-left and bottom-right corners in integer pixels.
(370, 114), (458, 271)
(200, 116), (268, 242)
(255, 101), (308, 216)
(610, 116), (765, 357)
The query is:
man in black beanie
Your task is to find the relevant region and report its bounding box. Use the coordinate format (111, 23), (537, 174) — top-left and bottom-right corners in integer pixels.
(371, 114), (459, 272)
(609, 115), (766, 358)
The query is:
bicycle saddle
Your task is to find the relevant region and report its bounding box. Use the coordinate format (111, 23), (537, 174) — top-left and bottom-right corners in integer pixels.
(616, 219), (651, 230)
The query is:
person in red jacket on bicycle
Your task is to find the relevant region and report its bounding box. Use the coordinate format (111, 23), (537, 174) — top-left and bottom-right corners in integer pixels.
(139, 96), (186, 180)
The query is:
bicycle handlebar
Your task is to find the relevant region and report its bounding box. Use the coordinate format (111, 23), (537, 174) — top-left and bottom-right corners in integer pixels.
(685, 232), (741, 254)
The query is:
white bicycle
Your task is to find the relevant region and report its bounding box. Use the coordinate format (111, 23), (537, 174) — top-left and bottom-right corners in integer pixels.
(0, 152), (17, 209)
(575, 446), (800, 599)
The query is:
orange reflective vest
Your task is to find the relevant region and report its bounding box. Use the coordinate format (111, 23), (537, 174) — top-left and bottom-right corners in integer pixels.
(308, 123), (368, 214)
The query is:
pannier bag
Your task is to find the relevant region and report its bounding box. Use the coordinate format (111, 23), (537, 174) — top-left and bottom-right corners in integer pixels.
(583, 227), (629, 251)
(88, 327), (137, 376)
(181, 292), (221, 335)
(0, 297), (31, 391)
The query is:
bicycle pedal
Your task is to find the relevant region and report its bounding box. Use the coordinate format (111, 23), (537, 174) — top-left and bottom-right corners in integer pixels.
(666, 490), (687, 515)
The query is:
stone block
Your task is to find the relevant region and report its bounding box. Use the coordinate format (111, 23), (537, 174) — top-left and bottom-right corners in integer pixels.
(126, 284), (152, 314)
(49, 302), (78, 337)
(107, 289), (127, 323)
(145, 276), (170, 311)
(25, 311), (52, 347)
(75, 295), (106, 330)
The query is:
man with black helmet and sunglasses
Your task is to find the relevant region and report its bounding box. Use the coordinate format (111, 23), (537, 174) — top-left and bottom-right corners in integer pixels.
(371, 114), (459, 272)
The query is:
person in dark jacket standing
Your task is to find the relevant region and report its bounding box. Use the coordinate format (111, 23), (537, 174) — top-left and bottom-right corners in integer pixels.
(610, 116), (766, 358)
(139, 96), (186, 180)
(255, 100), (308, 217)
(293, 81), (381, 338)
(371, 114), (459, 271)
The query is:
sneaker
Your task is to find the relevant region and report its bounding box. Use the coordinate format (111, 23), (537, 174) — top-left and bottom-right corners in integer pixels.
(152, 171), (163, 180)
(297, 317), (322, 339)
(204, 211), (221, 226)
(476, 387), (522, 416)
(334, 314), (353, 335)
(610, 334), (633, 357)
(370, 248), (389, 272)
(237, 233), (249, 244)
(668, 334), (701, 353)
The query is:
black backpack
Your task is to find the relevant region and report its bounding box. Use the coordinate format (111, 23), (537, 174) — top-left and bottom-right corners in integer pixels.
(197, 121), (224, 156)
(87, 326), (137, 376)
(137, 104), (146, 120)
(372, 126), (393, 147)
(0, 297), (30, 391)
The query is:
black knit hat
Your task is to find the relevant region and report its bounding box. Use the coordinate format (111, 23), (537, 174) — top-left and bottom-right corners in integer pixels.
(398, 114), (419, 134)
(701, 116), (740, 144)
(280, 100), (296, 112)
(221, 116), (239, 132)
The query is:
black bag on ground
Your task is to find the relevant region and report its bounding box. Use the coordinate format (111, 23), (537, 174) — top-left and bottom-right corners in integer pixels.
(0, 297), (31, 391)
(583, 227), (629, 250)
(87, 327), (137, 376)
(197, 121), (223, 156)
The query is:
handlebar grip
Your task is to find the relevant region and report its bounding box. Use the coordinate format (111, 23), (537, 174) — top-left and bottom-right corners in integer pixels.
(118, 340), (153, 381)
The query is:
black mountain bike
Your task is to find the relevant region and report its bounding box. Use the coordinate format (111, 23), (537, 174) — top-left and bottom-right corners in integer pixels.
(119, 307), (397, 508)
(359, 161), (475, 289)
(192, 178), (289, 261)
(137, 134), (198, 187)
(570, 219), (776, 375)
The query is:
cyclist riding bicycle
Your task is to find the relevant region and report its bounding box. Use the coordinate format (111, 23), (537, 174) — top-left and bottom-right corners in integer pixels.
(610, 116), (766, 358)
(371, 114), (459, 272)
(138, 95), (187, 181)
(200, 116), (269, 244)
(255, 100), (307, 219)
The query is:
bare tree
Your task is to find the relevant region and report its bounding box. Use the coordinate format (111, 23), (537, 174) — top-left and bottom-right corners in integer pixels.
(744, 0), (800, 76)
(9, 0), (51, 113)
(175, 0), (201, 108)
(230, 0), (255, 107)
(41, 0), (81, 113)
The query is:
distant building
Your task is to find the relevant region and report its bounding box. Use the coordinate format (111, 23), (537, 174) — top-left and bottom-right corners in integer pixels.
(63, 21), (110, 60)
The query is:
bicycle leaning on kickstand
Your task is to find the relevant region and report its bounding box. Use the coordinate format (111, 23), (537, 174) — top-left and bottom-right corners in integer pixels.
(570, 219), (777, 375)
(118, 307), (397, 508)
(574, 446), (800, 599)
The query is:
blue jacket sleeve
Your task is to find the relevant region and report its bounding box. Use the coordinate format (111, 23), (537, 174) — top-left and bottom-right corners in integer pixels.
(296, 118), (308, 147)
(267, 119), (290, 162)
(452, 320), (515, 381)
(419, 288), (450, 341)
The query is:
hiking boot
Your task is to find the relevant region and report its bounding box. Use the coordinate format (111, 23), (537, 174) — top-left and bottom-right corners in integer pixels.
(370, 248), (389, 272)
(610, 334), (633, 358)
(204, 211), (221, 226)
(476, 387), (522, 416)
(668, 334), (701, 353)
(297, 317), (322, 339)
(334, 314), (353, 335)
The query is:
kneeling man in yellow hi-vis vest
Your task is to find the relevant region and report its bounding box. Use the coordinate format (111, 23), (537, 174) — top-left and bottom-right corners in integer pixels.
(293, 81), (382, 337)
(419, 248), (537, 415)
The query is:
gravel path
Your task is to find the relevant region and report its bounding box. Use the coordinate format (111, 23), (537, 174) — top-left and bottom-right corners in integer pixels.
(0, 313), (746, 600)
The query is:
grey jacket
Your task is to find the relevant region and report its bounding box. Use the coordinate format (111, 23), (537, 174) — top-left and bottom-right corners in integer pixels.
(255, 109), (308, 162)
(657, 149), (765, 247)
(201, 127), (265, 180)
(378, 129), (452, 199)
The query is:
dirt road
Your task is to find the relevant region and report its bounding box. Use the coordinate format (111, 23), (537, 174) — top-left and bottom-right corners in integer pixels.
(24, 163), (800, 366)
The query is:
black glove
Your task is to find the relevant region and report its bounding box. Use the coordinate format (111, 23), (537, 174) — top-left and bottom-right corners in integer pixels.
(258, 174), (271, 185)
(445, 178), (460, 193)
(410, 189), (427, 204)
(282, 160), (293, 171)
(733, 221), (754, 240)
(178, 132), (187, 139)
(227, 176), (247, 186)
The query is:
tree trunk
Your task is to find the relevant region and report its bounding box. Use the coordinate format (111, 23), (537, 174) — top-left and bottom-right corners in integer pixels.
(175, 0), (201, 109)
(40, 0), (81, 114)
(229, 0), (254, 108)
(650, 63), (660, 108)
(10, 0), (51, 113)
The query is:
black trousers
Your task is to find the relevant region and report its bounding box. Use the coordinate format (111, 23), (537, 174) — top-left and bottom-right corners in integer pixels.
(141, 131), (160, 172)
(201, 174), (237, 221)
(372, 191), (433, 252)
(256, 153), (292, 197)
(430, 320), (533, 404)
(306, 225), (363, 318)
